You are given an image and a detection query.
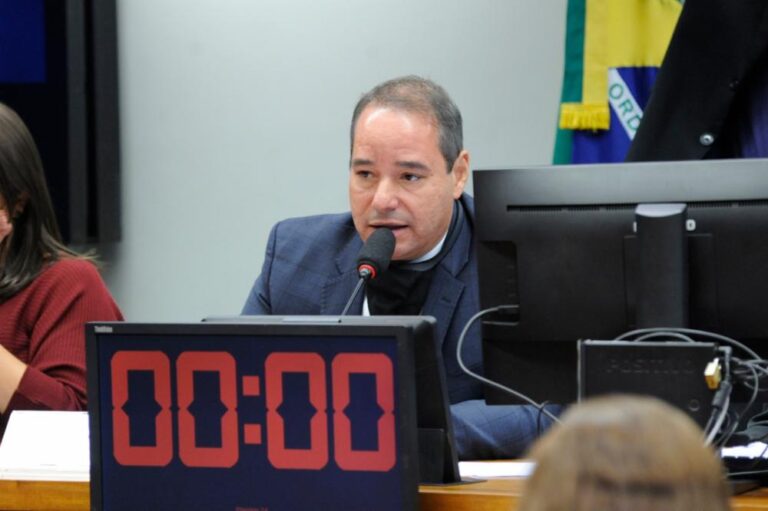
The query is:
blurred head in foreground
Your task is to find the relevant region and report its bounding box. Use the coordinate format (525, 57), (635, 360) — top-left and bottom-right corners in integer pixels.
(519, 394), (731, 511)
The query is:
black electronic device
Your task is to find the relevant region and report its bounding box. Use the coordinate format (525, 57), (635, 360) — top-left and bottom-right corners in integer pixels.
(473, 158), (768, 405)
(0, 0), (120, 242)
(578, 340), (719, 428)
(87, 316), (460, 510)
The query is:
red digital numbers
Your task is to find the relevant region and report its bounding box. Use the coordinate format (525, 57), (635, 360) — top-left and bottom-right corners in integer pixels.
(265, 353), (328, 469)
(111, 351), (173, 467)
(109, 350), (396, 472)
(177, 352), (239, 468)
(332, 354), (395, 472)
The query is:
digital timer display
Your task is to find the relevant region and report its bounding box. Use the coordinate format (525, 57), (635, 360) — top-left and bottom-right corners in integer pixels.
(87, 322), (419, 511)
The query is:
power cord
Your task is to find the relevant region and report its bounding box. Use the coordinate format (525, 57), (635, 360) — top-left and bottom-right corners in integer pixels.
(616, 327), (762, 361)
(717, 360), (761, 448)
(705, 381), (732, 445)
(455, 305), (561, 425)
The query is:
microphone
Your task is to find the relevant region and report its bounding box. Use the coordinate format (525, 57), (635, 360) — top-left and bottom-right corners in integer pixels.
(341, 228), (396, 315)
(356, 228), (396, 280)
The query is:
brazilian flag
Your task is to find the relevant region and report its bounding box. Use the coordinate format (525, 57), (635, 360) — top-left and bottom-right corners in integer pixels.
(554, 0), (683, 164)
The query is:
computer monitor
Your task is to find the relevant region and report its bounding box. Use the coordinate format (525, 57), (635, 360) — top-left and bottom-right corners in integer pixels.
(473, 158), (768, 405)
(87, 316), (459, 511)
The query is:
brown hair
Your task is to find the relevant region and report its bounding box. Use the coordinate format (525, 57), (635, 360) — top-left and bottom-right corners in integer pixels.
(0, 102), (85, 300)
(519, 394), (731, 511)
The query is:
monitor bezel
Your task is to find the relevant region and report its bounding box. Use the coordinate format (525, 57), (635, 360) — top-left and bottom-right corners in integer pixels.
(86, 316), (457, 510)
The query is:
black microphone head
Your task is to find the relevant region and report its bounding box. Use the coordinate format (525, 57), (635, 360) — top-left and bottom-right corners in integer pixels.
(356, 228), (396, 280)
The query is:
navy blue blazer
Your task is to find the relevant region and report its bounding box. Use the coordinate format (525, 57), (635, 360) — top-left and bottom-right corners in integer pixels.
(243, 195), (551, 459)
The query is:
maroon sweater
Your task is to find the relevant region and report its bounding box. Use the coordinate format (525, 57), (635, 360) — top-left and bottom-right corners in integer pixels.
(0, 258), (123, 435)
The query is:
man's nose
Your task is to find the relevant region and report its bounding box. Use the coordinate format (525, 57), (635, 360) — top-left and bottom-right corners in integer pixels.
(371, 179), (399, 211)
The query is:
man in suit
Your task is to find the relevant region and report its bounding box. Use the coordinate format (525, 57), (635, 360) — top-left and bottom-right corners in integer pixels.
(243, 76), (555, 459)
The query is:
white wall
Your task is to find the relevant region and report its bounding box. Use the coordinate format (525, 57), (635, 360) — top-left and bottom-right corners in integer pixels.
(100, 0), (567, 321)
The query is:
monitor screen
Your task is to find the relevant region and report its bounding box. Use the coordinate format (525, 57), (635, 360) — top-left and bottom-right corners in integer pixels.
(473, 158), (768, 405)
(204, 315), (461, 485)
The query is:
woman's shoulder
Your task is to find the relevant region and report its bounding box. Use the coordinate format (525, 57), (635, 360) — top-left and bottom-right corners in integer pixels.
(37, 257), (104, 289)
(43, 256), (99, 275)
(37, 257), (122, 317)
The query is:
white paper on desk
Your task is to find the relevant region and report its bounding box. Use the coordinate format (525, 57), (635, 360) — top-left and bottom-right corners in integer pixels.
(459, 460), (536, 479)
(721, 441), (768, 459)
(0, 410), (89, 481)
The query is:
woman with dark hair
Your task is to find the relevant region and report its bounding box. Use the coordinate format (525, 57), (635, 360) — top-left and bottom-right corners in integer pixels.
(0, 102), (122, 438)
(519, 394), (731, 511)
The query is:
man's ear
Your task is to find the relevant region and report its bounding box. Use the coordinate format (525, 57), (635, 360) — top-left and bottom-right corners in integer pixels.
(451, 150), (470, 199)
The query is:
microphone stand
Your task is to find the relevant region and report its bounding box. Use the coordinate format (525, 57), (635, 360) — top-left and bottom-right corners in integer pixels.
(341, 227), (394, 316)
(340, 276), (367, 316)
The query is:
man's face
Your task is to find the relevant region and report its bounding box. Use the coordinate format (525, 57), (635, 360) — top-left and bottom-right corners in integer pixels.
(349, 106), (469, 261)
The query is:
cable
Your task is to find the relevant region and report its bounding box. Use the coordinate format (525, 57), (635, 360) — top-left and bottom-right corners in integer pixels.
(734, 361), (760, 413)
(727, 468), (768, 478)
(715, 412), (740, 449)
(705, 382), (734, 446)
(536, 401), (552, 436)
(705, 391), (730, 445)
(712, 360), (763, 448)
(612, 328), (745, 446)
(456, 320), (767, 438)
(705, 351), (733, 445)
(703, 409), (718, 438)
(455, 305), (561, 425)
(615, 327), (762, 361)
(733, 358), (768, 391)
(631, 331), (697, 343)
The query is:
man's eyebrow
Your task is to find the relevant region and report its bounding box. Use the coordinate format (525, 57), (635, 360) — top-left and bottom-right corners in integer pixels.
(396, 160), (429, 171)
(351, 158), (373, 167)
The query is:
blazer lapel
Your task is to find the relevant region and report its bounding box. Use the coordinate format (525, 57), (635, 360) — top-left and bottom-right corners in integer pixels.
(422, 268), (466, 347)
(422, 207), (472, 346)
(321, 234), (363, 314)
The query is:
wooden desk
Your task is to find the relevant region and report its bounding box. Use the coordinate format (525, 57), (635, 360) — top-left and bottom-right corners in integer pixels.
(420, 478), (768, 511)
(2, 478), (768, 510)
(0, 480), (88, 511)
